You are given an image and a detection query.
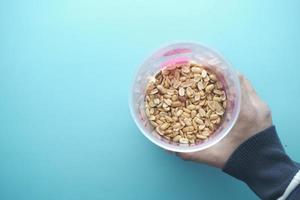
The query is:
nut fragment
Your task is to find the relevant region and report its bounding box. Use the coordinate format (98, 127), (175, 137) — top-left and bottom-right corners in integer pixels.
(182, 108), (190, 114)
(216, 109), (225, 115)
(176, 109), (183, 117)
(202, 130), (211, 136)
(205, 84), (215, 93)
(173, 80), (181, 89)
(182, 126), (194, 132)
(191, 67), (202, 73)
(194, 117), (204, 124)
(150, 88), (158, 94)
(197, 82), (204, 90)
(186, 87), (194, 97)
(198, 124), (206, 130)
(149, 115), (156, 121)
(171, 101), (182, 107)
(213, 89), (223, 95)
(201, 70), (207, 78)
(164, 99), (172, 106)
(157, 85), (166, 94)
(179, 87), (185, 96)
(173, 123), (182, 130)
(153, 98), (160, 104)
(165, 115), (173, 123)
(194, 93), (201, 101)
(181, 80), (194, 88)
(198, 108), (206, 117)
(210, 114), (219, 120)
(182, 112), (190, 118)
(173, 135), (181, 142)
(183, 118), (192, 126)
(187, 104), (196, 110)
(160, 123), (170, 131)
(191, 110), (197, 118)
(179, 138), (189, 144)
(196, 134), (207, 139)
(156, 127), (164, 135)
(209, 74), (217, 81)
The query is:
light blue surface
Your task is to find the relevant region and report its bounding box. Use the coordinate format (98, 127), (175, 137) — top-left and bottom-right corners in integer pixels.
(0, 0), (299, 199)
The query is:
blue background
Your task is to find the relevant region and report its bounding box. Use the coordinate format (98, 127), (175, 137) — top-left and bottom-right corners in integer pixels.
(1, 0), (299, 199)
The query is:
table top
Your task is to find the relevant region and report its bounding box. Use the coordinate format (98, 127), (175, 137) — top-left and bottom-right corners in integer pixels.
(1, 0), (299, 199)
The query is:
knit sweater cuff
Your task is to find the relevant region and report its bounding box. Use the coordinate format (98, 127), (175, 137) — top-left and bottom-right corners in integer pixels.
(223, 126), (300, 200)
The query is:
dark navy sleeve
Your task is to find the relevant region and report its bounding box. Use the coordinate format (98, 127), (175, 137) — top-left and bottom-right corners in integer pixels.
(287, 163), (300, 200)
(223, 126), (300, 200)
(288, 185), (300, 200)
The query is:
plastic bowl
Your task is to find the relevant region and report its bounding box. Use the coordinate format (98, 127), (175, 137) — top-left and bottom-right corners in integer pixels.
(129, 42), (241, 152)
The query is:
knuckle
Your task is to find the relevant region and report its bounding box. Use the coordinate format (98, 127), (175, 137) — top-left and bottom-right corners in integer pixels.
(238, 74), (245, 81)
(260, 102), (271, 115)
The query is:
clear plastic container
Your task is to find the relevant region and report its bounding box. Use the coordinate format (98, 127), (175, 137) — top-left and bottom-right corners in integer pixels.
(129, 42), (241, 152)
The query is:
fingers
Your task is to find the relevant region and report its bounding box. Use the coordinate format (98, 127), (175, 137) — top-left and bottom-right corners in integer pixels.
(176, 152), (194, 161)
(164, 150), (192, 160)
(164, 150), (194, 161)
(176, 150), (219, 167)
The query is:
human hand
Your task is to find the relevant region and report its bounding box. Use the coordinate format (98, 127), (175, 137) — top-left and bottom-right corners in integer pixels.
(177, 74), (272, 168)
